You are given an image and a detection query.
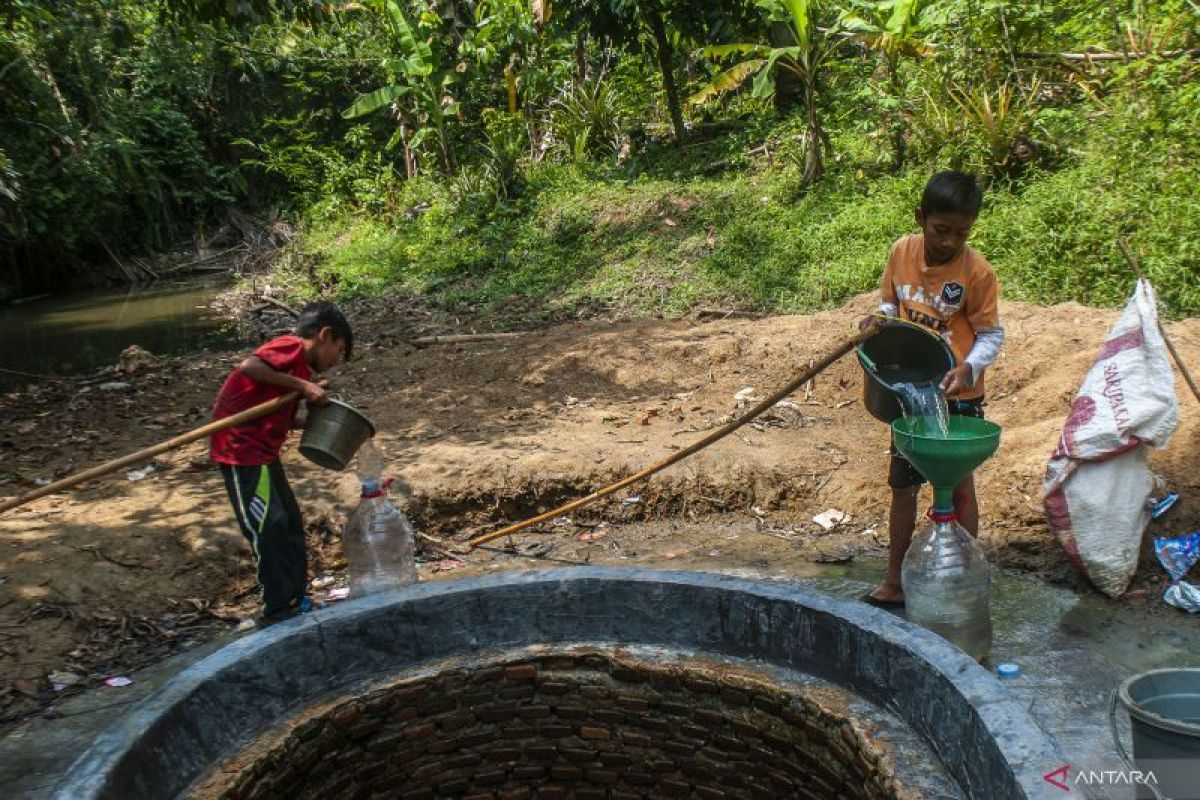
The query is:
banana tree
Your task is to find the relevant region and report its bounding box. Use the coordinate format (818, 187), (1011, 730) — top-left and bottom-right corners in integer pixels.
(564, 0), (739, 144)
(343, 0), (460, 174)
(471, 0), (542, 113)
(690, 0), (842, 184)
(842, 0), (925, 169)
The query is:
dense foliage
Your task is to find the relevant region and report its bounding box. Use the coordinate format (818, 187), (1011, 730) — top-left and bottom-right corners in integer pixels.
(1, 1), (1197, 315)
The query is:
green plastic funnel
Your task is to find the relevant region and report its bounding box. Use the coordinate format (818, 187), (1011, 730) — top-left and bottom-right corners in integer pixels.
(891, 416), (1002, 512)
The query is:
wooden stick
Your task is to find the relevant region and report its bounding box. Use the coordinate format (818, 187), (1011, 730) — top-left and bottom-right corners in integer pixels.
(1016, 47), (1200, 61)
(696, 308), (764, 321)
(0, 392), (299, 515)
(131, 257), (160, 281)
(1118, 239), (1200, 404)
(101, 241), (139, 284)
(409, 333), (526, 346)
(258, 294), (299, 318)
(467, 330), (871, 549)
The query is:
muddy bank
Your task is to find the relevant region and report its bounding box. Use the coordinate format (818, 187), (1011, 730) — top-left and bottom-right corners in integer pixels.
(0, 292), (1197, 729)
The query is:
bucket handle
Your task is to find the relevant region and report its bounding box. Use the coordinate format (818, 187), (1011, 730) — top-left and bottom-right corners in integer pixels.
(1109, 688), (1168, 800)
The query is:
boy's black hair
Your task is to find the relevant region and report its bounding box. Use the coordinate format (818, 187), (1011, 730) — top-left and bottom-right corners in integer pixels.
(296, 302), (353, 360)
(920, 171), (983, 218)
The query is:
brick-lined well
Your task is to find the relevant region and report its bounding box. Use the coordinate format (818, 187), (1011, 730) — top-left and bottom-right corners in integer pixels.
(200, 651), (903, 800)
(58, 571), (1060, 799)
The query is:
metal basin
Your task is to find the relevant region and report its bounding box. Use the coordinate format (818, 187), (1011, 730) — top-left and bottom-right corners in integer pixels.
(299, 399), (376, 470)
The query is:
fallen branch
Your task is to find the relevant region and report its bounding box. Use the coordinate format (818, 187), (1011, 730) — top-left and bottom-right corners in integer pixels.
(696, 308), (764, 321)
(130, 257), (160, 281)
(0, 365), (64, 381)
(1016, 47), (1200, 61)
(101, 242), (140, 284)
(416, 530), (468, 557)
(160, 245), (248, 276)
(409, 332), (526, 346)
(8, 293), (51, 306)
(72, 544), (151, 570)
(257, 295), (299, 318)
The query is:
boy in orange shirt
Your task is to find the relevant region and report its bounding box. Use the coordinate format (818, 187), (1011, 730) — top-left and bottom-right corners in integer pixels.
(861, 172), (1005, 607)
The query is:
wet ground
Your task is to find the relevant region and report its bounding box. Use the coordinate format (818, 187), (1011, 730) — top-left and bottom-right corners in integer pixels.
(2, 556), (1195, 799)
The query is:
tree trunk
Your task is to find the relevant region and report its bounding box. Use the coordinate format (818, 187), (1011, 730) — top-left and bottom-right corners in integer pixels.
(575, 30), (588, 84)
(887, 59), (906, 172)
(644, 6), (686, 143)
(400, 122), (414, 180)
(802, 79), (823, 185)
(770, 22), (802, 114)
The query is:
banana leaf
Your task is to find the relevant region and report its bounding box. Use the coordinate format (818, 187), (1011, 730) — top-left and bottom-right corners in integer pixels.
(702, 42), (771, 60)
(343, 84), (408, 119)
(386, 0), (433, 77)
(688, 59), (766, 106)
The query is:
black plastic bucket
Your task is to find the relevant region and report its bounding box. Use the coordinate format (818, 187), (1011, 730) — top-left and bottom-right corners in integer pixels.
(858, 321), (955, 423)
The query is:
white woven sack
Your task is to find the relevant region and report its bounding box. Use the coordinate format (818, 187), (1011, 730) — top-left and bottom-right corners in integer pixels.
(1044, 280), (1179, 597)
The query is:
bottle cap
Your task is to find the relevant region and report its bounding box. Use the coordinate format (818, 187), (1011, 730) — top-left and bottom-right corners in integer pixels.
(996, 663), (1020, 679)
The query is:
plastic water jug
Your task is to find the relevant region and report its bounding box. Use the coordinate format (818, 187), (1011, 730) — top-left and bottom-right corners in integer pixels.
(342, 442), (417, 596)
(902, 513), (992, 661)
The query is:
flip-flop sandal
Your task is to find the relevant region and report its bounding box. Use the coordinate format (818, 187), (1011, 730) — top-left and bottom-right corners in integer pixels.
(259, 607), (300, 627)
(859, 592), (906, 609)
(298, 596), (326, 613)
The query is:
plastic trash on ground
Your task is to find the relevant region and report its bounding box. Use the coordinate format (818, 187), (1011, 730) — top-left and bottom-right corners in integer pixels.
(812, 509), (849, 531)
(1155, 531), (1200, 614)
(1149, 491), (1180, 520)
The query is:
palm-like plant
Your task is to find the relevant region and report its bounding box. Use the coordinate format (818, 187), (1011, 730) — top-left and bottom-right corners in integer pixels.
(842, 0), (925, 169)
(946, 77), (1041, 174)
(550, 78), (625, 161)
(690, 0), (841, 184)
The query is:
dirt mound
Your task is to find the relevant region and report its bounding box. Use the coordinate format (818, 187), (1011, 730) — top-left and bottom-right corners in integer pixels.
(1, 292), (1197, 728)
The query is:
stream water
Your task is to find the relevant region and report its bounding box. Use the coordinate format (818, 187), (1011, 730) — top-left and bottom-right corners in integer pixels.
(0, 278), (238, 387)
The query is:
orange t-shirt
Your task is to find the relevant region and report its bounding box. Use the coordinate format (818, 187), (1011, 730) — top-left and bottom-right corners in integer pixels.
(880, 234), (1000, 400)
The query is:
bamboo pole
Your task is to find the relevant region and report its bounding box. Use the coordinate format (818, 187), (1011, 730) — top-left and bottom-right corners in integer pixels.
(467, 329), (872, 549)
(1117, 239), (1200, 404)
(0, 392), (299, 515)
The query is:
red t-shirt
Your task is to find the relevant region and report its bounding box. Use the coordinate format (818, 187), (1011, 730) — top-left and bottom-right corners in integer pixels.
(210, 335), (312, 465)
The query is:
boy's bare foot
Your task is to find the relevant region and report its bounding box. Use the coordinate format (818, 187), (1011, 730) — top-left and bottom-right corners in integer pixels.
(861, 584), (905, 608)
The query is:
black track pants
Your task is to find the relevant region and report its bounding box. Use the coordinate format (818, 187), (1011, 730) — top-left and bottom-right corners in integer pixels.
(219, 461), (307, 618)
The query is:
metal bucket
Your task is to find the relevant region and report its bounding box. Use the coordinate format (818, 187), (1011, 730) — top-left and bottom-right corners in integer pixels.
(299, 400), (377, 471)
(1110, 668), (1200, 800)
(858, 321), (955, 423)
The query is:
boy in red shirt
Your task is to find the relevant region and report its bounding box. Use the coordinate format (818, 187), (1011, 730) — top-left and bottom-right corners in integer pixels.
(211, 303), (353, 623)
(860, 172), (1005, 607)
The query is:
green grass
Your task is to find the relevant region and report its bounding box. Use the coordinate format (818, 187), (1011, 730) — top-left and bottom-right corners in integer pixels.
(275, 111), (1200, 322)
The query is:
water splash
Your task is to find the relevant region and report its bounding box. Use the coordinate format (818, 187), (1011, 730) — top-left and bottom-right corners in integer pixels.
(894, 382), (949, 438)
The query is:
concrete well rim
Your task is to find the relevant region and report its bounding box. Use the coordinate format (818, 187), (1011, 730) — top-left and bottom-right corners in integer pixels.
(51, 567), (1063, 800)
